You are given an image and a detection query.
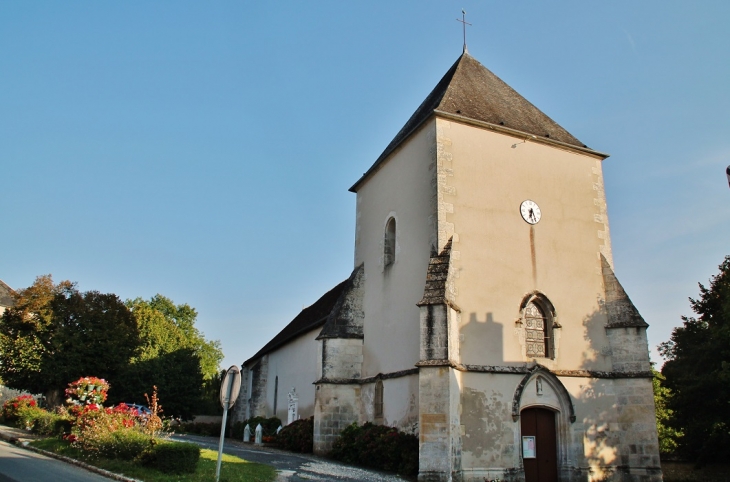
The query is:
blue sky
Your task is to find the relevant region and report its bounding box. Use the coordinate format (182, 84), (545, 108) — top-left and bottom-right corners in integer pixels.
(1, 1), (728, 370)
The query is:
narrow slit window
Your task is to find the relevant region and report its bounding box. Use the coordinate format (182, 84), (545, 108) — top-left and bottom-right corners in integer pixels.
(384, 218), (396, 267)
(273, 376), (278, 414)
(374, 379), (384, 419)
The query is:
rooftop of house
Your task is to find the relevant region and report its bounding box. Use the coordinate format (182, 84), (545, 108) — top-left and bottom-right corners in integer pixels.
(0, 280), (14, 308)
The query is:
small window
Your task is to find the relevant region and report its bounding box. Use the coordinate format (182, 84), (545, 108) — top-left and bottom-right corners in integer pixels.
(273, 376), (278, 414)
(374, 379), (384, 419)
(524, 301), (552, 358)
(384, 218), (396, 267)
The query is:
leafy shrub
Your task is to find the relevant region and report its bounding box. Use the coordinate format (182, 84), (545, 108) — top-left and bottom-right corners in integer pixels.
(72, 404), (153, 459)
(16, 406), (71, 435)
(141, 441), (200, 474)
(2, 395), (37, 422)
(90, 428), (153, 460)
(329, 422), (418, 476)
(175, 421), (221, 436)
(276, 417), (313, 453)
(232, 416), (282, 439)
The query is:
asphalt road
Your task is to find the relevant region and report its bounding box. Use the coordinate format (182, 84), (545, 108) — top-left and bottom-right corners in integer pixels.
(173, 433), (408, 482)
(0, 440), (114, 482)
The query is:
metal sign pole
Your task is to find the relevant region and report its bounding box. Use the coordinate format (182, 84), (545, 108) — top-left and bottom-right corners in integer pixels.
(215, 376), (232, 482)
(215, 366), (241, 482)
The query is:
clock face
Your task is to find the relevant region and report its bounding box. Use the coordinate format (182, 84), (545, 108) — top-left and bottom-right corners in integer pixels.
(520, 200), (541, 225)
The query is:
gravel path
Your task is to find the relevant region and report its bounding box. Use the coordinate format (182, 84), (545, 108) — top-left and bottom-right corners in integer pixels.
(172, 433), (409, 481)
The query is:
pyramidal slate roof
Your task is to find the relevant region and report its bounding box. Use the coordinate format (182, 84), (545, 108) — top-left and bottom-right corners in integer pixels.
(351, 52), (593, 192)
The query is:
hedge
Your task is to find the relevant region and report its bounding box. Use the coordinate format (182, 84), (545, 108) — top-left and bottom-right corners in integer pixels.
(276, 417), (313, 453)
(329, 422), (418, 476)
(141, 441), (201, 474)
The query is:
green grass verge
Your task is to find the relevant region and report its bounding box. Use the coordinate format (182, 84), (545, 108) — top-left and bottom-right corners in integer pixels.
(30, 438), (276, 482)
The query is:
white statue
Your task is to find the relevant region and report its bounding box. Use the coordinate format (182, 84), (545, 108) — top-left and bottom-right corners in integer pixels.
(287, 387), (299, 425)
(255, 423), (263, 445)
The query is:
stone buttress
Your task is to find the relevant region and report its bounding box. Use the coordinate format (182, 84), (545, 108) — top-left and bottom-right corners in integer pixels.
(313, 264), (365, 454)
(601, 254), (662, 481)
(416, 239), (463, 481)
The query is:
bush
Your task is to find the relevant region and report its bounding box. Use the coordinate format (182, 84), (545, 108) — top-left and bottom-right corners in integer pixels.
(174, 421), (220, 436)
(72, 404), (153, 460)
(2, 395), (37, 422)
(17, 406), (70, 436)
(329, 422), (418, 476)
(276, 417), (313, 453)
(90, 428), (153, 460)
(141, 441), (200, 474)
(232, 416), (282, 439)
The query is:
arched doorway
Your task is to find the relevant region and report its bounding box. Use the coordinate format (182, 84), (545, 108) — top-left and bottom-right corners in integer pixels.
(520, 407), (558, 482)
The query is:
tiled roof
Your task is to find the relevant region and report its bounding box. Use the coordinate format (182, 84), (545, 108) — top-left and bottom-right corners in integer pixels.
(351, 52), (588, 192)
(243, 279), (348, 366)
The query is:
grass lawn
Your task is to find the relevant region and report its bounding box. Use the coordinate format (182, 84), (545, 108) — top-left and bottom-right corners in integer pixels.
(30, 438), (277, 482)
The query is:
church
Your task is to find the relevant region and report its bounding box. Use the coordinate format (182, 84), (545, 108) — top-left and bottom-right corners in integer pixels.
(233, 47), (661, 482)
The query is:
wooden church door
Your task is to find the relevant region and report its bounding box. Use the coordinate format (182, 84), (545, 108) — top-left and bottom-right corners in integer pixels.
(521, 407), (558, 482)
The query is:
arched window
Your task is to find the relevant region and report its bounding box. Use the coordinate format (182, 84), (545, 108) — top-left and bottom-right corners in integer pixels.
(384, 217), (396, 267)
(524, 299), (553, 359)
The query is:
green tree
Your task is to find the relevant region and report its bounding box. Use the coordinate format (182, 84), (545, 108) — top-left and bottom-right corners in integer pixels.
(660, 255), (730, 463)
(0, 275), (138, 405)
(128, 295), (223, 380)
(116, 295), (224, 418)
(652, 368), (682, 455)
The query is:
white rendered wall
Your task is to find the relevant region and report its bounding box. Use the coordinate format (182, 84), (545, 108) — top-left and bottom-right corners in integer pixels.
(354, 120), (437, 376)
(263, 327), (320, 423)
(435, 119), (613, 371)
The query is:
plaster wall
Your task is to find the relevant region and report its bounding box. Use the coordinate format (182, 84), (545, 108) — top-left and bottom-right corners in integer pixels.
(360, 374), (419, 432)
(435, 119), (613, 371)
(354, 120), (437, 376)
(458, 372), (660, 481)
(261, 327), (320, 422)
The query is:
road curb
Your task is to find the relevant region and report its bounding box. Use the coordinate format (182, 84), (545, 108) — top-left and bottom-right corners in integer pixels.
(0, 431), (141, 482)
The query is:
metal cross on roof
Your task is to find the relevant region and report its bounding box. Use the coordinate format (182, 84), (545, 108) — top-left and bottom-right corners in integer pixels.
(456, 9), (472, 54)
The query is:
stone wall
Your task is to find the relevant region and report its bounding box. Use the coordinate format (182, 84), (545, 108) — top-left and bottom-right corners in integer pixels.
(313, 383), (361, 454)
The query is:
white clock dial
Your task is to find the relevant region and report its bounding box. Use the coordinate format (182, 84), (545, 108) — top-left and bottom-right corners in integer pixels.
(520, 200), (541, 225)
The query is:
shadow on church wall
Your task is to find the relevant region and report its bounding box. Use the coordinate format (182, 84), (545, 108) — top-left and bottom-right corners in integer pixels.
(456, 304), (659, 480)
(460, 312), (504, 366)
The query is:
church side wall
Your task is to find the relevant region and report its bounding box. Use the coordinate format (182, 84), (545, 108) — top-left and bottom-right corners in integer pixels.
(250, 328), (321, 423)
(354, 120), (437, 377)
(360, 374), (419, 432)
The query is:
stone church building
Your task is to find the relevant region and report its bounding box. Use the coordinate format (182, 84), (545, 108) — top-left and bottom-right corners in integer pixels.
(234, 49), (661, 482)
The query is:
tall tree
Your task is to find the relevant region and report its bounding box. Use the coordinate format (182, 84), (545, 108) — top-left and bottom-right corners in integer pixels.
(117, 295), (224, 418)
(660, 255), (730, 463)
(0, 275), (137, 404)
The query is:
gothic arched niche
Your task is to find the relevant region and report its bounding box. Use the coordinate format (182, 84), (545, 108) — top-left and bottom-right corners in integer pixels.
(512, 366), (575, 423)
